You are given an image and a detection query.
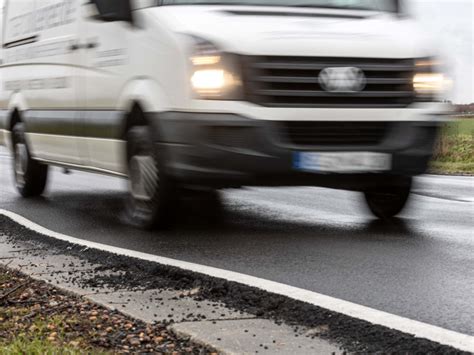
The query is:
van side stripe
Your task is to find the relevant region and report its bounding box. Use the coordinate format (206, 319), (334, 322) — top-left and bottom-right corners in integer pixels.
(3, 35), (39, 49)
(23, 110), (125, 139)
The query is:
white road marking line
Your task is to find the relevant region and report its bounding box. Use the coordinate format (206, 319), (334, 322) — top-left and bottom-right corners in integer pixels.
(0, 208), (473, 352)
(412, 191), (474, 203)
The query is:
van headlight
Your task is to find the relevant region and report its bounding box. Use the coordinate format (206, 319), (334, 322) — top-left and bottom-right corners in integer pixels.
(413, 58), (451, 99)
(189, 37), (243, 99)
(413, 73), (445, 94)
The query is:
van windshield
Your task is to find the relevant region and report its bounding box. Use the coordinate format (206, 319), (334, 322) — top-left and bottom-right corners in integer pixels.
(160, 0), (398, 12)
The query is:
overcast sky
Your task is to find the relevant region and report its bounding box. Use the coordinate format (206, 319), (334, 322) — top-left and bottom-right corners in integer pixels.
(409, 0), (473, 103)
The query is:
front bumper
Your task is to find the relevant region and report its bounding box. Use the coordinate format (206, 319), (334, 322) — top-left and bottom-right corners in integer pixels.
(147, 112), (440, 190)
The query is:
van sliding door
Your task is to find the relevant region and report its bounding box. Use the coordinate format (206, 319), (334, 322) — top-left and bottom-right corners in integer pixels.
(2, 0), (83, 165)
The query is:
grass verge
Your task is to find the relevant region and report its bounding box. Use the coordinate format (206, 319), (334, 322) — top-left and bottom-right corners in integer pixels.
(0, 266), (213, 354)
(431, 118), (474, 175)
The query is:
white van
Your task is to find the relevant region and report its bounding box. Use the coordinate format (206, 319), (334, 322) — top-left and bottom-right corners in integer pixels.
(0, 0), (449, 228)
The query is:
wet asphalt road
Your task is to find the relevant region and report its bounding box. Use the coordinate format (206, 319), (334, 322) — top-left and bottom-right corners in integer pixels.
(0, 148), (473, 336)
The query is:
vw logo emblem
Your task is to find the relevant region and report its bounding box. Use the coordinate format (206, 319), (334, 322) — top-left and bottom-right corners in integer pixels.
(319, 67), (366, 93)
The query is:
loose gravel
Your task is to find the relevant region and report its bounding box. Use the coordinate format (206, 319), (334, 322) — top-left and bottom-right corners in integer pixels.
(0, 265), (214, 354)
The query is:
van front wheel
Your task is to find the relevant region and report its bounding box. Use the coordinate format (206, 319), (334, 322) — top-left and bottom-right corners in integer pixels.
(364, 177), (412, 219)
(125, 126), (175, 229)
(12, 122), (48, 197)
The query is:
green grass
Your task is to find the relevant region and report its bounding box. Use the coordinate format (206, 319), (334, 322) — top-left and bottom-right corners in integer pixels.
(0, 312), (109, 355)
(443, 118), (474, 136)
(431, 118), (474, 174)
(431, 161), (474, 174)
(0, 337), (89, 355)
(0, 288), (109, 355)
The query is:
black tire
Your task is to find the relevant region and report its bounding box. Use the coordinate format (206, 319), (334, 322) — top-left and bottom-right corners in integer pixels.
(11, 122), (48, 197)
(364, 177), (412, 219)
(125, 125), (176, 229)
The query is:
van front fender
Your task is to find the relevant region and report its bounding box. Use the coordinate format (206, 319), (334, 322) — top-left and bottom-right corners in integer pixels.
(117, 78), (172, 114)
(0, 93), (30, 150)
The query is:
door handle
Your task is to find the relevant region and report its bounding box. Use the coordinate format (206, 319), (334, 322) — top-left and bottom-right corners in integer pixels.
(68, 43), (98, 51)
(69, 44), (81, 51)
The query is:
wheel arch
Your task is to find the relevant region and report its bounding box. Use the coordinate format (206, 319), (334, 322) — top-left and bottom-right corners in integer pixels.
(3, 92), (29, 142)
(4, 93), (29, 151)
(117, 78), (171, 140)
(7, 92), (29, 122)
(117, 78), (170, 114)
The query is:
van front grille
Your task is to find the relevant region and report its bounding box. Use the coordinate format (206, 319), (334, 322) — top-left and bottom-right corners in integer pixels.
(241, 56), (416, 108)
(280, 121), (391, 147)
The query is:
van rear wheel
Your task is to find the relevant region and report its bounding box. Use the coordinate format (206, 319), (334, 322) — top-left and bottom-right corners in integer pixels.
(125, 126), (175, 229)
(11, 122), (48, 197)
(364, 177), (412, 219)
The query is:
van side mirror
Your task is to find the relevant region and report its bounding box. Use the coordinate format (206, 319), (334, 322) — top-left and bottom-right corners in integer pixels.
(91, 0), (133, 23)
(393, 0), (404, 15)
(393, 0), (401, 12)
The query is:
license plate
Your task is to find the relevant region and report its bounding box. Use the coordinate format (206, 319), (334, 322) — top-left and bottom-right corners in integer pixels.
(293, 152), (392, 173)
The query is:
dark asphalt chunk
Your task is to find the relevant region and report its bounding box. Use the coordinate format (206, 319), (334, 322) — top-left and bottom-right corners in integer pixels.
(0, 215), (469, 354)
